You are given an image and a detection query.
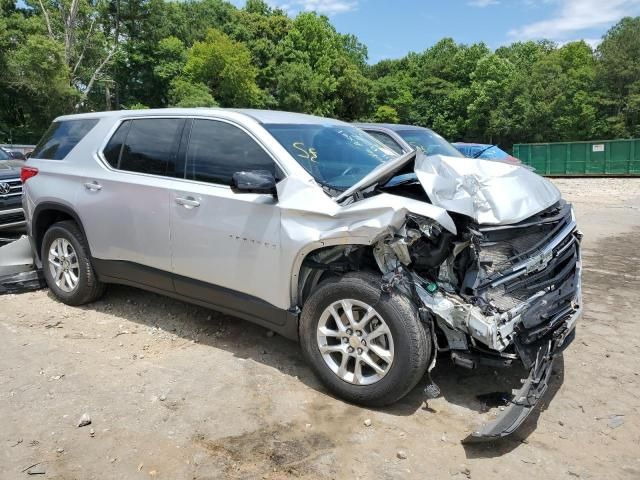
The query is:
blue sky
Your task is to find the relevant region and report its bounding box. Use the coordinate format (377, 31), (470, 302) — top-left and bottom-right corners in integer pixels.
(229, 0), (640, 62)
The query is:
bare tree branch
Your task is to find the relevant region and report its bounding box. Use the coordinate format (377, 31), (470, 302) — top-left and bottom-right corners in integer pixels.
(75, 47), (117, 111)
(37, 0), (54, 39)
(72, 17), (96, 79)
(59, 0), (80, 67)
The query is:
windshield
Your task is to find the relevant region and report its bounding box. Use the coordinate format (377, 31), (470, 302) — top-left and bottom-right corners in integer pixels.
(396, 129), (463, 158)
(263, 124), (397, 189)
(0, 149), (10, 160)
(474, 145), (510, 160)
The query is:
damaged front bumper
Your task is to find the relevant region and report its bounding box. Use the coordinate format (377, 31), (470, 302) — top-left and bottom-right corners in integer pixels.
(387, 201), (583, 440)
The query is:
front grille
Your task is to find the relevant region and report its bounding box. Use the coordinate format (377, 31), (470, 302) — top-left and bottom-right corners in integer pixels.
(472, 201), (580, 316)
(0, 178), (22, 199)
(0, 211), (25, 225)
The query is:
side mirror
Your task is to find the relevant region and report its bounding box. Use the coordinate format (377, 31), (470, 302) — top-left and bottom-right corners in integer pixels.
(231, 170), (277, 195)
(9, 151), (26, 160)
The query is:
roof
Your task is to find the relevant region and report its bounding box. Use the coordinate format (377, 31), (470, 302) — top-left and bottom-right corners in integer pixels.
(55, 108), (348, 126)
(452, 142), (492, 148)
(354, 123), (431, 132)
(230, 109), (348, 125)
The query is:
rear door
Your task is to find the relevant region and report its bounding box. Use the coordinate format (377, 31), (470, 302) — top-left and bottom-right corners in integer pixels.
(169, 118), (284, 308)
(77, 117), (186, 287)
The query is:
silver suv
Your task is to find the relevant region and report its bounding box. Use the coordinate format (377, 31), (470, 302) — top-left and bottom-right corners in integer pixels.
(22, 109), (582, 440)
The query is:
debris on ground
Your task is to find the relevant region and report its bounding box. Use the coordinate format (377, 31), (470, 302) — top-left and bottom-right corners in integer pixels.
(364, 419), (372, 427)
(23, 463), (46, 475)
(396, 450), (408, 460)
(607, 415), (625, 429)
(77, 413), (91, 427)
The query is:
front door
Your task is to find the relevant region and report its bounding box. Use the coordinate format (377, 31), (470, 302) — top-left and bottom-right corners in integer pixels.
(170, 118), (285, 313)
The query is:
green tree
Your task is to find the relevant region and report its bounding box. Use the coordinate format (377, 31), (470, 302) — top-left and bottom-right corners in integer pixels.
(168, 78), (217, 107)
(183, 28), (263, 107)
(273, 12), (372, 119)
(596, 17), (640, 136)
(373, 105), (399, 123)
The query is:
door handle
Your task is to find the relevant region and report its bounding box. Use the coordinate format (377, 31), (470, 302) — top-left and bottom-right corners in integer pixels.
(175, 196), (200, 208)
(84, 181), (102, 191)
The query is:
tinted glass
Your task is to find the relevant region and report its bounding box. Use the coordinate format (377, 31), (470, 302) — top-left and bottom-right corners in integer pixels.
(475, 145), (511, 160)
(366, 131), (404, 154)
(396, 129), (463, 157)
(32, 119), (99, 160)
(264, 124), (396, 189)
(0, 148), (10, 160)
(119, 119), (184, 175)
(186, 120), (276, 186)
(103, 121), (131, 168)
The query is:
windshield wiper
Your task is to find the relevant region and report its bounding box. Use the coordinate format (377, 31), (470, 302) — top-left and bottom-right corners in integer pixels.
(473, 145), (495, 158)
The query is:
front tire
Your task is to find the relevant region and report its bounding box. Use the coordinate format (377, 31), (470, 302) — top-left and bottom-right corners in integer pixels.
(41, 220), (105, 306)
(299, 271), (430, 407)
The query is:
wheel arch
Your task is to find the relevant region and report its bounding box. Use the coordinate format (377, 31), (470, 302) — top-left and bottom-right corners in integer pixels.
(291, 237), (381, 309)
(32, 202), (89, 262)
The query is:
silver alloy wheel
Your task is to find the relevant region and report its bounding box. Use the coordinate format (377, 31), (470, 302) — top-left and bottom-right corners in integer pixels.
(48, 238), (80, 293)
(316, 299), (395, 386)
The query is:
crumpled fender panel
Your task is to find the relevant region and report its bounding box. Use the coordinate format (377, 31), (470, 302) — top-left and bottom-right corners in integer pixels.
(276, 176), (457, 307)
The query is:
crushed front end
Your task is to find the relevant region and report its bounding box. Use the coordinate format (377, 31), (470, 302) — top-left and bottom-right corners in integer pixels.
(374, 200), (582, 440)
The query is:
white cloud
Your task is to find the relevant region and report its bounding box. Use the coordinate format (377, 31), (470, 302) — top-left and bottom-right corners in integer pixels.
(557, 37), (602, 49)
(273, 0), (358, 15)
(467, 0), (500, 7)
(510, 0), (640, 40)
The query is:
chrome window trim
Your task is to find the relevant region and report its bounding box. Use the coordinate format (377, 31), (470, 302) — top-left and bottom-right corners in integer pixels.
(96, 115), (290, 190)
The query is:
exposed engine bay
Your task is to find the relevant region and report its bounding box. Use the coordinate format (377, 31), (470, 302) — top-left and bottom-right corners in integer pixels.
(299, 189), (582, 441)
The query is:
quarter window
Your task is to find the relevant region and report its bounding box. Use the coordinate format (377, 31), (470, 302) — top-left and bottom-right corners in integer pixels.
(185, 119), (278, 186)
(103, 121), (130, 168)
(32, 119), (99, 160)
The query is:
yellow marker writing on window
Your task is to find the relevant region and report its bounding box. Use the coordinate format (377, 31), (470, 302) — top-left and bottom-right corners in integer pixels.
(292, 142), (319, 162)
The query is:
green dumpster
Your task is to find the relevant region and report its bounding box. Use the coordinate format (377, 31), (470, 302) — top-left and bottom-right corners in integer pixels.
(513, 139), (640, 176)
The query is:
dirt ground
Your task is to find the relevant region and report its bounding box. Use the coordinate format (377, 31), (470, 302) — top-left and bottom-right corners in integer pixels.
(1, 177), (640, 480)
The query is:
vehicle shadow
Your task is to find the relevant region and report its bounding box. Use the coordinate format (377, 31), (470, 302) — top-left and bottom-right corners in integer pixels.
(66, 284), (564, 444)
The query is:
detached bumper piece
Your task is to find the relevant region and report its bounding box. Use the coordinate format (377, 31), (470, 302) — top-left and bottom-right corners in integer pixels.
(0, 235), (45, 294)
(0, 269), (45, 294)
(463, 312), (578, 443)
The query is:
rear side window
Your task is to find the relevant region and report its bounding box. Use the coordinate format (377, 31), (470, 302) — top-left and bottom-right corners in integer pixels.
(185, 119), (277, 186)
(103, 118), (185, 176)
(32, 119), (99, 160)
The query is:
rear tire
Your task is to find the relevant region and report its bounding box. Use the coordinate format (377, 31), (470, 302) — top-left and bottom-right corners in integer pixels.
(41, 220), (105, 306)
(299, 271), (430, 407)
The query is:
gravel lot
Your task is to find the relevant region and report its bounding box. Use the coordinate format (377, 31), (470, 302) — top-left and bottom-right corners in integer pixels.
(2, 178), (640, 479)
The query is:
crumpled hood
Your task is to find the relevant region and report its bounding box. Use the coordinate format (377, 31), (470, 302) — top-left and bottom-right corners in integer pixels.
(414, 153), (561, 225)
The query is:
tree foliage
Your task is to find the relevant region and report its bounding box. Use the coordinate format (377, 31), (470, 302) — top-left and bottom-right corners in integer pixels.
(0, 1), (639, 149)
